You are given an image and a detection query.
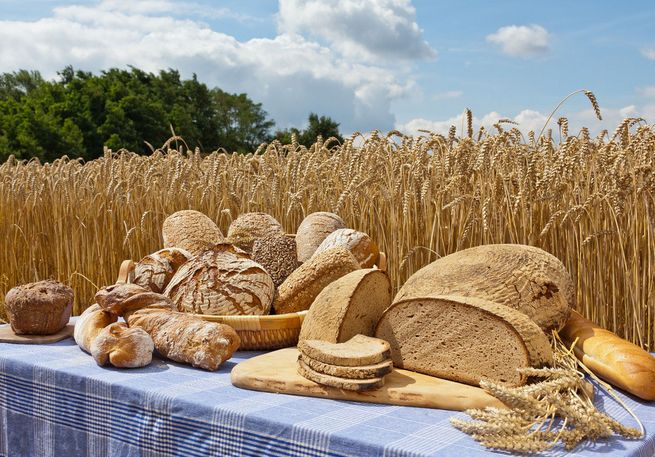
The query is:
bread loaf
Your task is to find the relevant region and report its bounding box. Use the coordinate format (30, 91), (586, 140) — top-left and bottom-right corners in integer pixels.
(4, 280), (73, 335)
(273, 247), (360, 314)
(252, 234), (299, 287)
(394, 244), (574, 332)
(298, 334), (391, 366)
(226, 212), (284, 253)
(74, 304), (118, 353)
(561, 310), (655, 400)
(375, 295), (553, 387)
(90, 322), (154, 368)
(164, 244), (275, 315)
(133, 247), (192, 293)
(299, 269), (391, 343)
(297, 359), (385, 391)
(313, 228), (379, 268)
(299, 354), (393, 379)
(296, 212), (346, 262)
(162, 210), (224, 255)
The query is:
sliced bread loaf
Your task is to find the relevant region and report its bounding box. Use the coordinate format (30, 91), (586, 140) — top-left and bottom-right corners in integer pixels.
(297, 359), (385, 391)
(299, 268), (392, 343)
(298, 334), (391, 366)
(374, 295), (553, 387)
(299, 353), (393, 379)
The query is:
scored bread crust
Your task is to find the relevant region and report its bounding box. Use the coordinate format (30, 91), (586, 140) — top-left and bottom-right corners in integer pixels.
(133, 247), (193, 293)
(297, 359), (385, 391)
(299, 353), (393, 379)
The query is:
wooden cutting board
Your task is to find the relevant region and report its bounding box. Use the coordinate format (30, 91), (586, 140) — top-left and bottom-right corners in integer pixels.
(0, 323), (74, 344)
(231, 348), (505, 411)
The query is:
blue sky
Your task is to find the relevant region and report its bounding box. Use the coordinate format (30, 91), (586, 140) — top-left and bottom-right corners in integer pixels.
(1, 0), (654, 135)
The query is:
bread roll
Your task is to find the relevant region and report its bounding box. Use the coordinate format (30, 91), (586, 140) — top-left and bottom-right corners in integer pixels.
(74, 304), (118, 353)
(226, 212), (284, 253)
(164, 244), (275, 315)
(561, 311), (655, 400)
(273, 247), (360, 314)
(394, 244), (574, 333)
(133, 247), (192, 293)
(296, 212), (346, 262)
(90, 322), (154, 368)
(4, 280), (73, 335)
(252, 234), (299, 287)
(312, 229), (379, 268)
(162, 210), (223, 255)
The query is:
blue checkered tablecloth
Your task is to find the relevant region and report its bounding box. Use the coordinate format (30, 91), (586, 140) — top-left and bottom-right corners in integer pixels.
(0, 325), (654, 457)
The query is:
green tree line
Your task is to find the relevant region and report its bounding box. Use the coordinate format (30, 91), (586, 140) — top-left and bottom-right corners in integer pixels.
(0, 67), (343, 162)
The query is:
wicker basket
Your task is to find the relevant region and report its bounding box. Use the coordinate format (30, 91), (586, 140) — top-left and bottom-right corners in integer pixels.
(116, 251), (386, 350)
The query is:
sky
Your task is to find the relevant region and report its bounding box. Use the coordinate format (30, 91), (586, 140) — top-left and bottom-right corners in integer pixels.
(1, 0), (654, 136)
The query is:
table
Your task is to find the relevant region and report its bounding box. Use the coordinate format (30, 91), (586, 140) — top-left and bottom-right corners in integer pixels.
(0, 333), (654, 457)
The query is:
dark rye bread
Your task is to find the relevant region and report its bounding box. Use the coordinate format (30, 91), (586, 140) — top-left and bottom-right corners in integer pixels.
(298, 334), (390, 366)
(299, 353), (393, 379)
(297, 359), (385, 391)
(374, 295), (553, 387)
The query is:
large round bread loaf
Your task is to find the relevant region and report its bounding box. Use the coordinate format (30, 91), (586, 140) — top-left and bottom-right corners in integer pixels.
(375, 295), (553, 387)
(133, 247), (193, 293)
(162, 210), (223, 255)
(312, 228), (379, 268)
(273, 247), (360, 314)
(227, 212), (284, 253)
(299, 269), (392, 343)
(296, 212), (346, 262)
(164, 244), (275, 315)
(394, 244), (574, 332)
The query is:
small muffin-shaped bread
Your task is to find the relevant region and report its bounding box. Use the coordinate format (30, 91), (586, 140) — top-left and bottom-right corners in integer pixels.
(90, 322), (154, 368)
(296, 212), (346, 262)
(274, 247), (360, 314)
(252, 235), (299, 287)
(133, 247), (193, 293)
(226, 212), (284, 253)
(164, 243), (275, 315)
(5, 280), (74, 335)
(312, 228), (379, 268)
(162, 210), (224, 255)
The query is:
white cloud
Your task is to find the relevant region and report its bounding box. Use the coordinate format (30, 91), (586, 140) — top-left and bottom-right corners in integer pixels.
(638, 85), (655, 98)
(278, 0), (436, 62)
(433, 90), (463, 101)
(486, 24), (551, 58)
(641, 47), (655, 60)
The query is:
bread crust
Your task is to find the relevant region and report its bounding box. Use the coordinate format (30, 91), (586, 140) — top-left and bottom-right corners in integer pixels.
(74, 304), (118, 353)
(5, 279), (74, 335)
(297, 359), (385, 391)
(90, 322), (154, 368)
(295, 212), (346, 262)
(313, 228), (379, 268)
(162, 210), (224, 255)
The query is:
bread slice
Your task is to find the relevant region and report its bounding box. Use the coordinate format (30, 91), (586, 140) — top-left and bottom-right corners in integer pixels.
(298, 334), (390, 366)
(299, 353), (393, 379)
(297, 359), (385, 391)
(299, 269), (392, 343)
(374, 295), (553, 387)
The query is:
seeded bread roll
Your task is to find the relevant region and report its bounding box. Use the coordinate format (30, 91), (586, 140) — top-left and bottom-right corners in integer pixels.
(74, 304), (118, 353)
(273, 247), (360, 314)
(252, 234), (299, 287)
(133, 247), (193, 293)
(164, 243), (275, 315)
(312, 228), (379, 268)
(226, 212), (284, 253)
(299, 269), (391, 343)
(4, 280), (73, 335)
(296, 212), (347, 262)
(90, 322), (154, 368)
(162, 210), (224, 255)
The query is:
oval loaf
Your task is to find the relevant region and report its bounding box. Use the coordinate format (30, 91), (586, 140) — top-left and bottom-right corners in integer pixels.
(296, 212), (346, 262)
(312, 228), (379, 268)
(227, 212), (284, 253)
(133, 247), (193, 293)
(162, 210), (223, 255)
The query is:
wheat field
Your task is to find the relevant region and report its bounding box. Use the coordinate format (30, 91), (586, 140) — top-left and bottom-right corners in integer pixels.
(1, 115), (654, 349)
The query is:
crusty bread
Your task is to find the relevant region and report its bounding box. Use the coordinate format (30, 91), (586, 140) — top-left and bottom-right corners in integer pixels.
(299, 353), (393, 379)
(90, 322), (154, 368)
(273, 247), (360, 314)
(298, 334), (391, 366)
(162, 210), (224, 255)
(296, 212), (346, 262)
(297, 359), (385, 391)
(164, 244), (275, 315)
(299, 269), (391, 343)
(561, 310), (655, 400)
(4, 280), (74, 335)
(375, 295), (553, 387)
(133, 247), (192, 293)
(74, 304), (118, 353)
(394, 244), (574, 332)
(312, 228), (379, 268)
(226, 212), (284, 253)
(252, 234), (299, 287)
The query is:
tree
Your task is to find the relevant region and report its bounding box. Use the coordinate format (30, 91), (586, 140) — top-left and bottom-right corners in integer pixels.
(274, 113), (344, 147)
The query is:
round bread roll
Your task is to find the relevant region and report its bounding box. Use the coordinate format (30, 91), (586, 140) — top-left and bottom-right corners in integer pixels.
(252, 234), (299, 287)
(90, 322), (154, 368)
(226, 212), (284, 253)
(312, 228), (379, 268)
(296, 212), (346, 262)
(4, 280), (73, 335)
(133, 247), (193, 293)
(164, 243), (275, 315)
(162, 210), (223, 255)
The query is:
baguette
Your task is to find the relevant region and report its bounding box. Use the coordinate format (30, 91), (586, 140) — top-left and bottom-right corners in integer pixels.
(561, 310), (655, 400)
